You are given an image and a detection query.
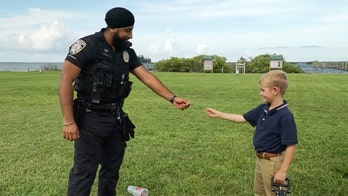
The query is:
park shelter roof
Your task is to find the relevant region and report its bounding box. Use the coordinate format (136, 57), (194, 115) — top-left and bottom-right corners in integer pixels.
(270, 55), (283, 60)
(202, 55), (213, 60)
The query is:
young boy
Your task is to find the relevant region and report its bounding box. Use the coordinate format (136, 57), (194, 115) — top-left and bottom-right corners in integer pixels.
(205, 70), (297, 196)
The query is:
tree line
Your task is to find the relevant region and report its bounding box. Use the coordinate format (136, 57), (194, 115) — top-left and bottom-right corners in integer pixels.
(138, 54), (304, 73)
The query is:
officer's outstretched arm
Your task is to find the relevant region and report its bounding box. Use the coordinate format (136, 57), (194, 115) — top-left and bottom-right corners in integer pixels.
(131, 66), (190, 110)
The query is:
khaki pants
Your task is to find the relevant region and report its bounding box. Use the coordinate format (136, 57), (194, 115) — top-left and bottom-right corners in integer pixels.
(254, 154), (284, 196)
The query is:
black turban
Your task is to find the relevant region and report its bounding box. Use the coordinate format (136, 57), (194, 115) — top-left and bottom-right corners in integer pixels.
(105, 7), (135, 28)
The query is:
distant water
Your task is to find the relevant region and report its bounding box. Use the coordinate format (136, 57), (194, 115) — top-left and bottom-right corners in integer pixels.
(0, 62), (347, 74)
(0, 62), (63, 72)
(295, 62), (348, 74)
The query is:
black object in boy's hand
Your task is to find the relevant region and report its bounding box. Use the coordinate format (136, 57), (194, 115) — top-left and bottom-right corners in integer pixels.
(271, 176), (291, 195)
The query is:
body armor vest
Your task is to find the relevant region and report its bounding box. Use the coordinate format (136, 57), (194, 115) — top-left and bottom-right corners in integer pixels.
(74, 33), (132, 104)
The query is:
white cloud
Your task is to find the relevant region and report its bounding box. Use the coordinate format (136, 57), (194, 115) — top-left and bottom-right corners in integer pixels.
(0, 8), (76, 30)
(148, 40), (161, 54)
(164, 29), (176, 54)
(196, 44), (207, 54)
(20, 20), (72, 51)
(0, 7), (92, 61)
(1, 20), (73, 53)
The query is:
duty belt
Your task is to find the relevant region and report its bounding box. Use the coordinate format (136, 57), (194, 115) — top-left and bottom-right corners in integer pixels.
(86, 102), (121, 112)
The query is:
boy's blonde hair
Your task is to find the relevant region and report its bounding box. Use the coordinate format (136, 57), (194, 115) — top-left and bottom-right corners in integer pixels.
(259, 70), (288, 96)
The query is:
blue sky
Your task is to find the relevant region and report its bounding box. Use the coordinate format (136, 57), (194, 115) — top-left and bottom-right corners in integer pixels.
(0, 0), (347, 62)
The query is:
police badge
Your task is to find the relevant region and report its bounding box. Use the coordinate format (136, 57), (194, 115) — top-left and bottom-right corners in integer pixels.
(122, 51), (129, 63)
(69, 39), (86, 55)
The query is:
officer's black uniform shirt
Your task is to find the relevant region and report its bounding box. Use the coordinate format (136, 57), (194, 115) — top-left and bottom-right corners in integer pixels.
(65, 28), (141, 71)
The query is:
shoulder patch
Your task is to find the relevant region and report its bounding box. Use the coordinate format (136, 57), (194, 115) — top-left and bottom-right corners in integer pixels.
(69, 39), (86, 55)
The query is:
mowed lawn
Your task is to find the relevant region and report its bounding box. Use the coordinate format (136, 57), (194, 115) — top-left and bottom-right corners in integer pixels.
(0, 71), (347, 195)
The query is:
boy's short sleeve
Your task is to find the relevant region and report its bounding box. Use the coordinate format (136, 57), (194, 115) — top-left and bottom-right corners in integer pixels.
(243, 104), (265, 127)
(280, 114), (298, 145)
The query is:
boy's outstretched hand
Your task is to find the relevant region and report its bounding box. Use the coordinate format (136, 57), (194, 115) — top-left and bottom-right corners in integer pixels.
(205, 108), (219, 118)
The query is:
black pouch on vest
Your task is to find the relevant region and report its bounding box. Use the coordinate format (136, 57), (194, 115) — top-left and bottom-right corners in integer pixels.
(117, 81), (133, 99)
(121, 112), (136, 141)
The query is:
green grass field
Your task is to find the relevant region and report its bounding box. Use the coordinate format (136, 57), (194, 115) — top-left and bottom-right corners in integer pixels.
(0, 71), (347, 195)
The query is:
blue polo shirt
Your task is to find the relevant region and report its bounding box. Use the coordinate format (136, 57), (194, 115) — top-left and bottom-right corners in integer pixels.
(243, 101), (298, 153)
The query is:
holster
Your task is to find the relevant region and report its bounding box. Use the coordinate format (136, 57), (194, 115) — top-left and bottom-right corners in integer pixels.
(73, 99), (84, 128)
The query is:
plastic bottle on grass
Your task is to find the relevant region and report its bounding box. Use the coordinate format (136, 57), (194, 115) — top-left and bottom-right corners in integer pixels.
(127, 185), (149, 196)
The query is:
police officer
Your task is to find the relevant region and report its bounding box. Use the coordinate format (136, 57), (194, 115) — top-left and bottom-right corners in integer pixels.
(59, 7), (190, 196)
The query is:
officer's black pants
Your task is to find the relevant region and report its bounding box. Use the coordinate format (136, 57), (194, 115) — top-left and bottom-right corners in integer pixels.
(67, 111), (126, 196)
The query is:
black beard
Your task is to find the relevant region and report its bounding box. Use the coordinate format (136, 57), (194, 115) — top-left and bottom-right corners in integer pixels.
(113, 34), (127, 50)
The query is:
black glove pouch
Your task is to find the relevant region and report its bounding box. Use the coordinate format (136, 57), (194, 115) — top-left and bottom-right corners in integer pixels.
(121, 112), (136, 141)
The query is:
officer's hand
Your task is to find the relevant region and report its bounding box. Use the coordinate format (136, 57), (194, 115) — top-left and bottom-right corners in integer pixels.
(62, 123), (80, 141)
(172, 97), (191, 110)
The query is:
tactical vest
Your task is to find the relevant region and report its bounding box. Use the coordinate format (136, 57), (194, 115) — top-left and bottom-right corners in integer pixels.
(74, 33), (132, 104)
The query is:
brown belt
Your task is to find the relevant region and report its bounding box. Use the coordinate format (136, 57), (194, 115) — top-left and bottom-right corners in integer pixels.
(256, 152), (282, 160)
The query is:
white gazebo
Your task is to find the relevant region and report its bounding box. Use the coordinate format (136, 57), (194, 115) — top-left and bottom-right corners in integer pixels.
(235, 63), (245, 75)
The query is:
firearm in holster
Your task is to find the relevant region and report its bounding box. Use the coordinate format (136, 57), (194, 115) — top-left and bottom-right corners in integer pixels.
(73, 99), (85, 128)
(116, 108), (136, 141)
